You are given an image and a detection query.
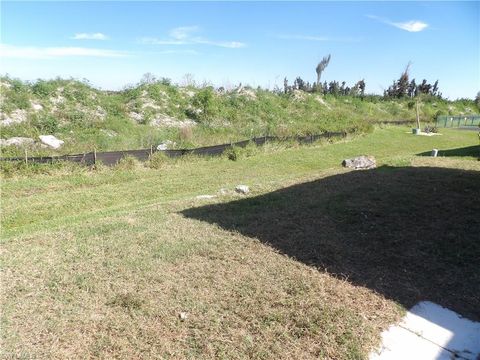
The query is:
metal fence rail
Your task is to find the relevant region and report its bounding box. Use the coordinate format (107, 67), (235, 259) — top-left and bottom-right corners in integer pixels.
(436, 115), (480, 128)
(0, 131), (346, 167)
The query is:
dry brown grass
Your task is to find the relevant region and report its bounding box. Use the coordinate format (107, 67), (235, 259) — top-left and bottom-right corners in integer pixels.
(1, 127), (478, 359)
(1, 204), (402, 359)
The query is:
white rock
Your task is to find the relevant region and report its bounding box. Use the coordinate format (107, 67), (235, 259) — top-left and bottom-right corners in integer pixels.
(235, 185), (250, 194)
(0, 137), (35, 147)
(50, 95), (65, 105)
(31, 101), (43, 111)
(150, 114), (196, 128)
(129, 111), (143, 123)
(179, 312), (188, 321)
(0, 109), (27, 126)
(39, 135), (64, 149)
(156, 140), (176, 151)
(195, 195), (217, 200)
(342, 156), (376, 170)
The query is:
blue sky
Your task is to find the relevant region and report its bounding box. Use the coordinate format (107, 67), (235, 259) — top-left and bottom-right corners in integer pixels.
(1, 1), (478, 99)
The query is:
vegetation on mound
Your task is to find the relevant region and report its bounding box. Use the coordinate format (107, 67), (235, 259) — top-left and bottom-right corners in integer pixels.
(1, 75), (478, 158)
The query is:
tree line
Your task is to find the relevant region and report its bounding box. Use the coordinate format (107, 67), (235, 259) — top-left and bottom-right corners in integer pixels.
(283, 55), (442, 100)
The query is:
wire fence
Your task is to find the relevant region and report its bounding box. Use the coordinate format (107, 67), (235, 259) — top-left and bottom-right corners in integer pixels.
(0, 131), (347, 167)
(436, 115), (480, 128)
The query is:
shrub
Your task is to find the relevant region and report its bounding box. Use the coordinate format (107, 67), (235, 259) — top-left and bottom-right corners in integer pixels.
(225, 142), (258, 161)
(30, 114), (59, 133)
(32, 80), (57, 97)
(192, 87), (217, 121)
(147, 151), (168, 169)
(115, 155), (140, 170)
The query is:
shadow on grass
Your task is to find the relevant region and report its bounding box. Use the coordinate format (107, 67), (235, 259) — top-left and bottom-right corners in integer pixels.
(417, 145), (479, 158)
(182, 166), (480, 321)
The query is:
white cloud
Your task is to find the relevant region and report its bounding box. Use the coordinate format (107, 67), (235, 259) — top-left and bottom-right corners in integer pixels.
(72, 32), (109, 40)
(367, 15), (429, 32)
(0, 44), (128, 59)
(169, 26), (199, 40)
(391, 21), (429, 33)
(140, 26), (246, 48)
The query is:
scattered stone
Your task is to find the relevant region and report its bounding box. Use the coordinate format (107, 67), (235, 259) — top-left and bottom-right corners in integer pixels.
(31, 101), (43, 111)
(150, 114), (196, 128)
(129, 111), (143, 123)
(101, 129), (117, 137)
(219, 188), (229, 195)
(0, 109), (28, 126)
(39, 135), (64, 149)
(50, 95), (65, 105)
(0, 137), (35, 147)
(195, 195), (217, 200)
(292, 89), (306, 102)
(157, 140), (176, 151)
(235, 185), (250, 194)
(179, 312), (188, 321)
(237, 88), (257, 100)
(342, 156), (376, 170)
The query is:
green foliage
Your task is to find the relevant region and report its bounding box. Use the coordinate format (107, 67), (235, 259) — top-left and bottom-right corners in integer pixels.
(32, 80), (57, 97)
(192, 87), (217, 121)
(1, 76), (477, 158)
(30, 114), (59, 133)
(225, 142), (259, 161)
(115, 155), (140, 170)
(0, 160), (84, 178)
(147, 151), (169, 169)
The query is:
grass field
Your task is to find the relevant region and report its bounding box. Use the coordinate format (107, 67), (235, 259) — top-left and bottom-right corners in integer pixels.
(1, 126), (479, 359)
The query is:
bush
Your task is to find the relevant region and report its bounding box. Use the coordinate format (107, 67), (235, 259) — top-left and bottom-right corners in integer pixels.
(225, 142), (258, 161)
(30, 114), (59, 133)
(192, 87), (217, 121)
(32, 80), (57, 97)
(115, 155), (140, 170)
(147, 151), (168, 169)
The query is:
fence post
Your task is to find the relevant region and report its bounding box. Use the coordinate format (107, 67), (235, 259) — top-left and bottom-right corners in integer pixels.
(150, 145), (153, 157)
(93, 148), (97, 166)
(24, 148), (28, 165)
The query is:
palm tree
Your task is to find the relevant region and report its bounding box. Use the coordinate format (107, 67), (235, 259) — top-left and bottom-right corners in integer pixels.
(316, 54), (331, 86)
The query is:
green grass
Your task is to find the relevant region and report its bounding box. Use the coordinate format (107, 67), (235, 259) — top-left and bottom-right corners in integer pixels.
(1, 76), (478, 157)
(1, 126), (479, 359)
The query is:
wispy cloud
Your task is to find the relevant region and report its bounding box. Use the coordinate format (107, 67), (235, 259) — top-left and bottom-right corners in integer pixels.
(72, 32), (109, 40)
(155, 49), (199, 55)
(140, 26), (246, 49)
(276, 34), (361, 42)
(0, 44), (128, 59)
(367, 15), (428, 32)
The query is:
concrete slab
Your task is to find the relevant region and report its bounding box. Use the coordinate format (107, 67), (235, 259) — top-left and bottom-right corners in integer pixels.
(370, 301), (480, 360)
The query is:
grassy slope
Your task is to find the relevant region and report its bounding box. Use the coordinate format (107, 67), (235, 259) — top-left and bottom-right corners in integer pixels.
(1, 127), (479, 359)
(1, 77), (478, 157)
